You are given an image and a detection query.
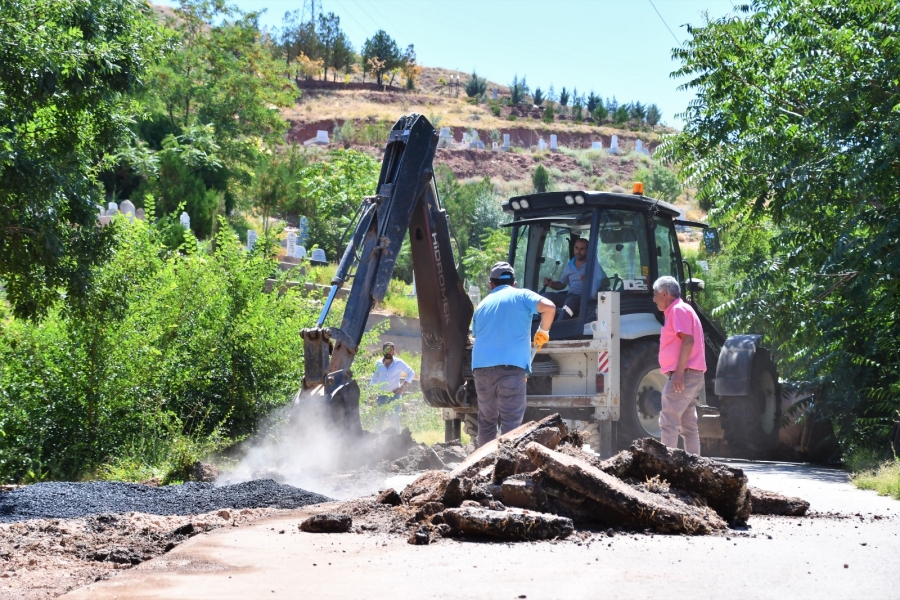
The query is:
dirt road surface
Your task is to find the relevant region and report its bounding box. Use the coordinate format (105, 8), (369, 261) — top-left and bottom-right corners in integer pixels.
(61, 461), (899, 600)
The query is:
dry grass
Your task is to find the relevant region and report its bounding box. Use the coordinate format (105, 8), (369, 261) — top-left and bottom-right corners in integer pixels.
(284, 89), (669, 141)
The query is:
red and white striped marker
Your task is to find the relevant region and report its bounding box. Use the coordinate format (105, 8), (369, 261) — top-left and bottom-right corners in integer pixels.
(597, 351), (610, 374)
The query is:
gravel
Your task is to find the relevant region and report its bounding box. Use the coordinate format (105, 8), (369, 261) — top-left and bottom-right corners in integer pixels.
(0, 479), (330, 523)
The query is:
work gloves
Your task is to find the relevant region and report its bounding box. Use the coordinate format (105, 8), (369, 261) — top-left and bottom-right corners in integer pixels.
(533, 327), (550, 350)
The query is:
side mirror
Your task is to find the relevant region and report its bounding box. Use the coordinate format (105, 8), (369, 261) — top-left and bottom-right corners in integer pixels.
(703, 228), (721, 253)
(686, 278), (705, 292)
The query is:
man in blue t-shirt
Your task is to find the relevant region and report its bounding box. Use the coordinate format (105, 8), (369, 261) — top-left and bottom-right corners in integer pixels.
(472, 262), (556, 447)
(542, 237), (606, 319)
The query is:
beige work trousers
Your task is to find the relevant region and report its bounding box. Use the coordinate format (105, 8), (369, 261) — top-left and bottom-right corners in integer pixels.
(659, 370), (704, 456)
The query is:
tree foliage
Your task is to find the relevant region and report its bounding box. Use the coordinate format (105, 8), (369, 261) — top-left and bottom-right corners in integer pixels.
(465, 71), (487, 98)
(284, 149), (381, 260)
(0, 211), (324, 482)
(0, 0), (161, 319)
(509, 75), (529, 106)
(660, 0), (900, 450)
(362, 30), (402, 83)
(115, 0), (296, 232)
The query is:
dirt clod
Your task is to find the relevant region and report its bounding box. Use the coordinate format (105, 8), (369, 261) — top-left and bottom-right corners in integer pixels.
(299, 514), (352, 533)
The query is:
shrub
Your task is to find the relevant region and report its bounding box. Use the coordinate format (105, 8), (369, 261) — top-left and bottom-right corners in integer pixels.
(542, 104), (556, 124)
(0, 214), (322, 482)
(465, 71), (487, 97)
(533, 165), (550, 193)
(489, 102), (501, 117)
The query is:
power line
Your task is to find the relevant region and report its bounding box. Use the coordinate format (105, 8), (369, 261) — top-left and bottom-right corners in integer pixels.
(648, 0), (682, 45)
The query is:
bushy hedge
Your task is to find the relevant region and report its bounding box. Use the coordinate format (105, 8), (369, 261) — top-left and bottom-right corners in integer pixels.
(0, 212), (322, 483)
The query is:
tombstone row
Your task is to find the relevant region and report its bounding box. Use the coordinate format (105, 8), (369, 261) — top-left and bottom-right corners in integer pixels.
(436, 128), (650, 155)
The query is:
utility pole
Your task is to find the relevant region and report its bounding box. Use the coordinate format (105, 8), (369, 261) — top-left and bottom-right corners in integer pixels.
(301, 0), (320, 27)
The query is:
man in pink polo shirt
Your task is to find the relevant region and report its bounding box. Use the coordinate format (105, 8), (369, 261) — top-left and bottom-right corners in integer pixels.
(652, 276), (706, 455)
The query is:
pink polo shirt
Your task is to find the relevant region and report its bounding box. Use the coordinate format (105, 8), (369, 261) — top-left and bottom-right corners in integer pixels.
(659, 298), (707, 374)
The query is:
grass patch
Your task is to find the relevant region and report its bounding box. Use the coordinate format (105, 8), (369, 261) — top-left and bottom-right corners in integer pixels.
(851, 458), (900, 499)
(306, 262), (337, 285)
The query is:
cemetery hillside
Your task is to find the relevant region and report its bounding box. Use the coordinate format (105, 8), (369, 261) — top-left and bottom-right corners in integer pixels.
(0, 0), (897, 501)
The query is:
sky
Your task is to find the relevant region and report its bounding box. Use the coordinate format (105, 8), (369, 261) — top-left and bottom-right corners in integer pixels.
(157, 0), (738, 127)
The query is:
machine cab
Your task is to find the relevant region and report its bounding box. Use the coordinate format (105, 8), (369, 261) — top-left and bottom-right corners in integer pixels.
(502, 190), (687, 339)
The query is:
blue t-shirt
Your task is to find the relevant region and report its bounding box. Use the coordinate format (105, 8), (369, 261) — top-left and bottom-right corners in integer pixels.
(559, 257), (606, 296)
(472, 285), (543, 371)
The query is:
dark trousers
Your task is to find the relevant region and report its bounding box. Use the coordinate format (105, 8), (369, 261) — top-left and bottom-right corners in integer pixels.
(473, 366), (527, 448)
(544, 291), (581, 319)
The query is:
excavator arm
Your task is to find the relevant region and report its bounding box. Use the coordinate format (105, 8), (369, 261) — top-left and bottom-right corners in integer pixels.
(299, 114), (473, 434)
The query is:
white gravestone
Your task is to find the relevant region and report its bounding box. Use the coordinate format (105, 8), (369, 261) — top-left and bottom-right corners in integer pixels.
(311, 248), (326, 262)
(609, 135), (621, 154)
(697, 260), (710, 272)
(303, 130), (330, 146)
(538, 138), (547, 151)
(247, 229), (258, 250)
(549, 134), (558, 151)
(294, 245), (307, 259)
(492, 142), (499, 150)
(469, 131), (484, 150)
(591, 141), (603, 150)
(438, 127), (452, 148)
(179, 211), (190, 230)
(286, 231), (297, 258)
(135, 208), (146, 221)
(468, 285), (481, 305)
(106, 202), (119, 216)
(635, 139), (650, 155)
(492, 88), (498, 100)
(502, 133), (510, 151)
(120, 200), (136, 220)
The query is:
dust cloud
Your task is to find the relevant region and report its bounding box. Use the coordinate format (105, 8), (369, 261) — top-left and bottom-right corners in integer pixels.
(218, 388), (417, 500)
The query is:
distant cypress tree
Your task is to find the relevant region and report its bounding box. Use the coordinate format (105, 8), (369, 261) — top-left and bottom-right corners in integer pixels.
(465, 71), (487, 97)
(533, 165), (550, 192)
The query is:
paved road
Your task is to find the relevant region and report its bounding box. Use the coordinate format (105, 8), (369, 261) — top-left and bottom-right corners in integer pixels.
(63, 461), (900, 600)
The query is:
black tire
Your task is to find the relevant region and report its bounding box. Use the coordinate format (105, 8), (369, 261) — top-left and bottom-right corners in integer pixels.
(617, 339), (668, 450)
(719, 348), (781, 460)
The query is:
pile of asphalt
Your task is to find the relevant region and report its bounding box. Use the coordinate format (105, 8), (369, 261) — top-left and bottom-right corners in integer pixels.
(0, 479), (330, 523)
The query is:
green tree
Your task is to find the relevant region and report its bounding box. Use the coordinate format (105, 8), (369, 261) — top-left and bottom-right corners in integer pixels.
(559, 87), (570, 107)
(362, 30), (402, 83)
(533, 165), (550, 192)
(287, 150), (380, 259)
(633, 166), (680, 204)
(660, 0), (900, 450)
(121, 0), (296, 228)
(646, 104), (662, 126)
(587, 91), (601, 112)
(318, 12), (353, 81)
(280, 9), (321, 71)
(465, 71), (487, 97)
(542, 104), (557, 124)
(533, 88), (545, 106)
(509, 75), (530, 106)
(0, 0), (161, 320)
(629, 101), (647, 123)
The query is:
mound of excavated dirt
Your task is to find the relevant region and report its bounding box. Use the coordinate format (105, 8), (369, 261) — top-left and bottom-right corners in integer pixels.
(320, 415), (811, 545)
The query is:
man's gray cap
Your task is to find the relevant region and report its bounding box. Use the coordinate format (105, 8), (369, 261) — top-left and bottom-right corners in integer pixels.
(490, 261), (515, 280)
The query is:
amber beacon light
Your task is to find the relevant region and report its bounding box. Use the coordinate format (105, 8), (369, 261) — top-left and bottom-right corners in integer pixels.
(632, 182), (644, 195)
